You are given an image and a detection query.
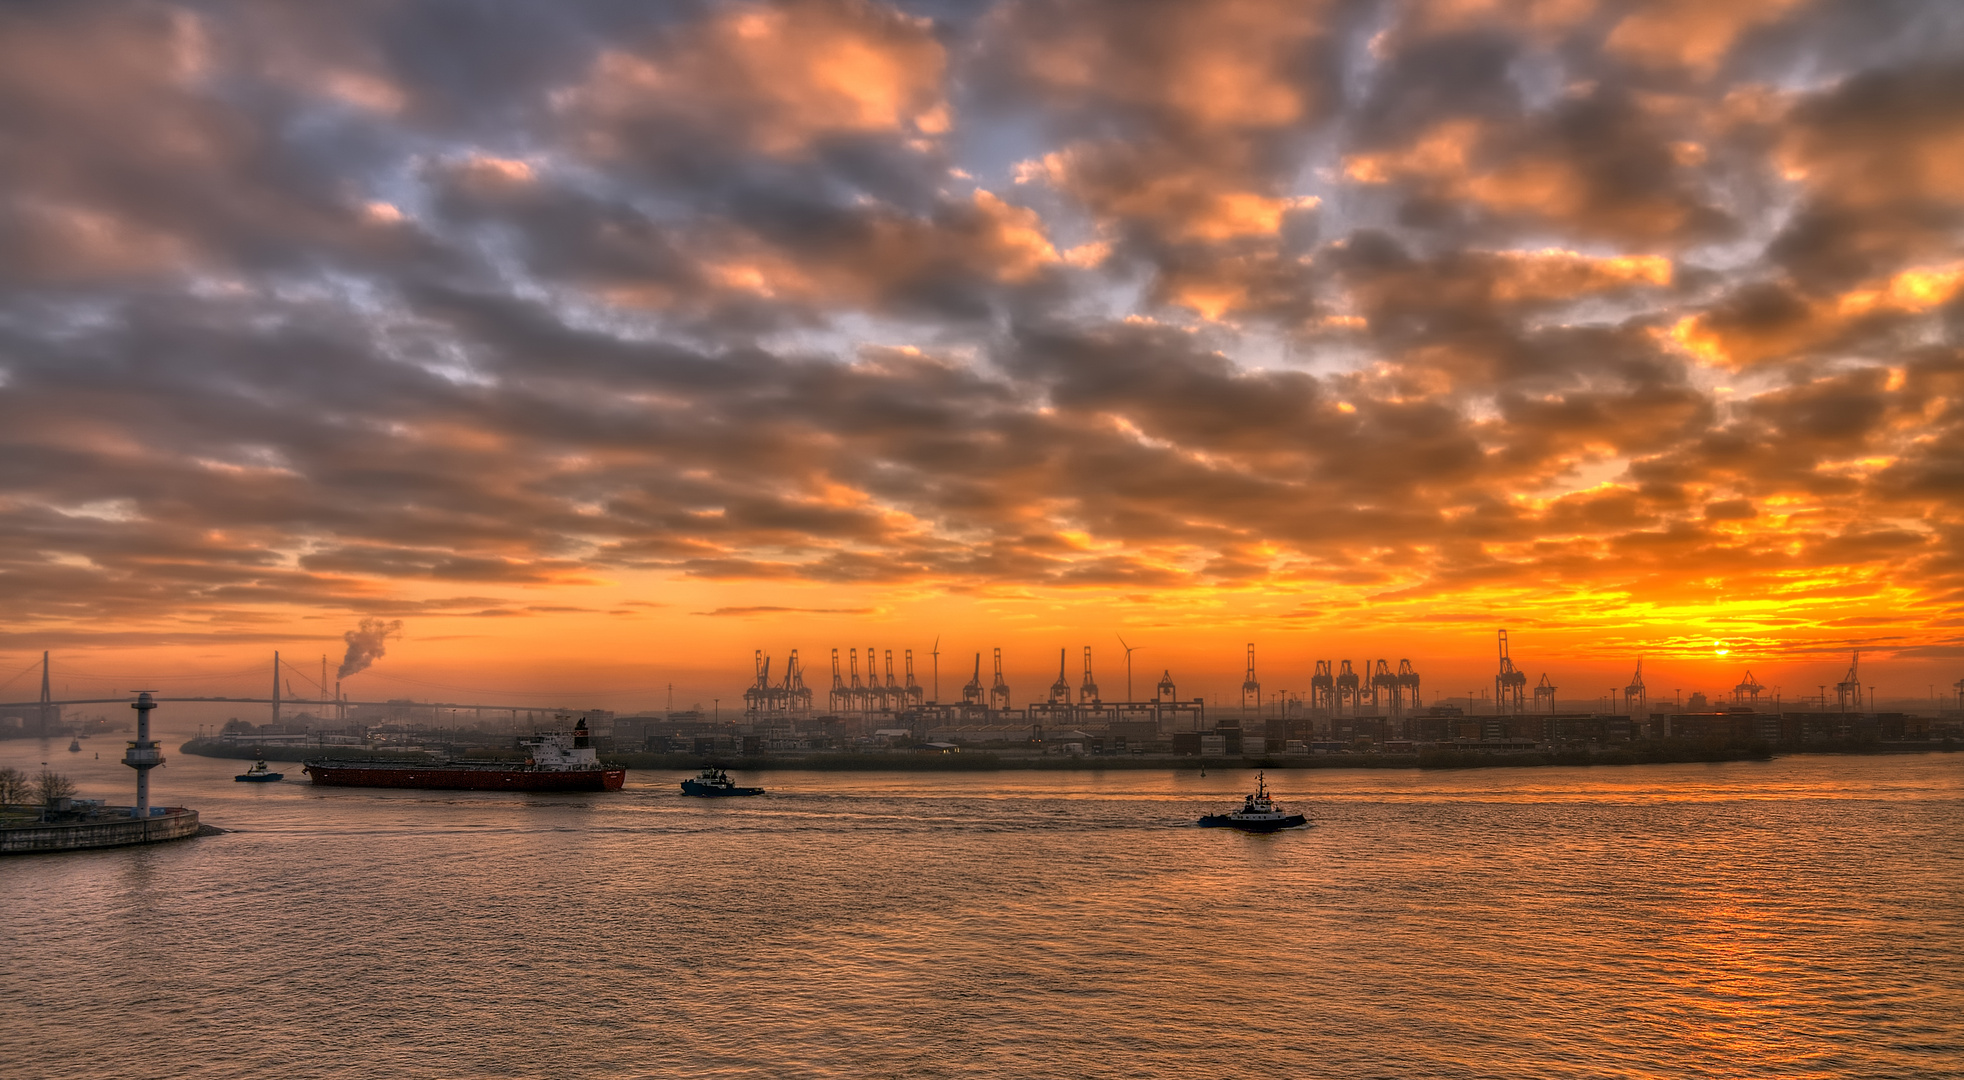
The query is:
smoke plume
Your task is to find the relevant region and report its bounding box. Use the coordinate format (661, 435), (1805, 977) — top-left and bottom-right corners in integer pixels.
(337, 618), (404, 679)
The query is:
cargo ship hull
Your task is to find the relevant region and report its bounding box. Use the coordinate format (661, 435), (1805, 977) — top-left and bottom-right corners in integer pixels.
(303, 762), (627, 792)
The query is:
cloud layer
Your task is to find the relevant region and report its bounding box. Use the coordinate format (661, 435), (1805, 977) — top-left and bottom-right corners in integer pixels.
(2, 0), (1962, 672)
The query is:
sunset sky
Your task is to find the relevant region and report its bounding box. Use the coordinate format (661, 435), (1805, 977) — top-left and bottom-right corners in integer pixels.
(3, 0), (1962, 711)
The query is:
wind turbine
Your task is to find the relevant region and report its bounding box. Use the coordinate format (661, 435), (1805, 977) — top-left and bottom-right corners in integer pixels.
(930, 635), (940, 704)
(1117, 635), (1140, 702)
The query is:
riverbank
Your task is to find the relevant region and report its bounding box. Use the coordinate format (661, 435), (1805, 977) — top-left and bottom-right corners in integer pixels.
(177, 740), (452, 763)
(179, 738), (1952, 772)
(601, 744), (1785, 772)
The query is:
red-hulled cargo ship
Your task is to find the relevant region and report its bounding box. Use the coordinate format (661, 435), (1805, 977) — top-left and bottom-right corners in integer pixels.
(302, 718), (626, 792)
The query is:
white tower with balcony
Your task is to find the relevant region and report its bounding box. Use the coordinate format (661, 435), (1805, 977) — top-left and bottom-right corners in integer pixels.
(123, 691), (164, 816)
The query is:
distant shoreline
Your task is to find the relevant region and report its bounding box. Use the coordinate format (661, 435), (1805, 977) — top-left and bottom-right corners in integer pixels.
(180, 738), (1954, 771)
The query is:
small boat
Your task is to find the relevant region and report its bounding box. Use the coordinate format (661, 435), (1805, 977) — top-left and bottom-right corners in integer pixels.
(68, 737), (81, 752)
(681, 767), (764, 797)
(235, 759), (284, 783)
(1197, 772), (1307, 832)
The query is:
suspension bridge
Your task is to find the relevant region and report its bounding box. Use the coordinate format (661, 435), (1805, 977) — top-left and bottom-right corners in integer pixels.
(0, 650), (603, 728)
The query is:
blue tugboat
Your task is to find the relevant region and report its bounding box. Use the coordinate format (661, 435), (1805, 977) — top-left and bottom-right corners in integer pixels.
(1197, 772), (1307, 832)
(680, 767), (764, 797)
(235, 758), (284, 783)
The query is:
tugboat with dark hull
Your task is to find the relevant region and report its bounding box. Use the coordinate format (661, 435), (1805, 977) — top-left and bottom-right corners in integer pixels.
(302, 718), (625, 792)
(1197, 772), (1308, 832)
(235, 758), (284, 783)
(680, 767), (764, 797)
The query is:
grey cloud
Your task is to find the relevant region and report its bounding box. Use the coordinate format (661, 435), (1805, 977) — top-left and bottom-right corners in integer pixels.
(0, 0), (1961, 651)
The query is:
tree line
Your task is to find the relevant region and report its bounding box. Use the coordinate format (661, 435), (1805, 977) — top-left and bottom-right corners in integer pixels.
(0, 766), (77, 806)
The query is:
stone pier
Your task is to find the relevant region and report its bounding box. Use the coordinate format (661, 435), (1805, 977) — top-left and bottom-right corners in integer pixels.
(0, 805), (203, 854)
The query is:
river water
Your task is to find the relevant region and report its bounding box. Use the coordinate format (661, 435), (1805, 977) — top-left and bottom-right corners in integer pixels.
(3, 737), (1960, 1079)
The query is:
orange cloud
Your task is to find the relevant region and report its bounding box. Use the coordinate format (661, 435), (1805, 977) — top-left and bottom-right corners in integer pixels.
(561, 0), (946, 159)
(1001, 0), (1330, 131)
(1605, 0), (1805, 76)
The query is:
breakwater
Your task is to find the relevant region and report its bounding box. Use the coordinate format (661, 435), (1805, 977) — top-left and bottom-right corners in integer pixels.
(0, 804), (203, 854)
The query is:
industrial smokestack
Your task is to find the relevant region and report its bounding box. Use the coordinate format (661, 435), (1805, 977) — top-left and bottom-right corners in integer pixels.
(338, 618), (404, 679)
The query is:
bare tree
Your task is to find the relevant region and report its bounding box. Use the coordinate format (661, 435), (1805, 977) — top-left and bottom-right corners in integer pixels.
(35, 769), (77, 806)
(0, 766), (30, 804)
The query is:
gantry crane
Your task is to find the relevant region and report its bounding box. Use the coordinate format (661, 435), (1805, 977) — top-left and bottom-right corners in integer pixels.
(1335, 661), (1361, 715)
(743, 650), (772, 714)
(1534, 673), (1557, 713)
(1622, 658), (1646, 717)
(990, 648), (1011, 711)
(903, 650), (922, 707)
(1049, 649), (1073, 704)
(1311, 661), (1335, 713)
(1496, 631), (1528, 714)
(1836, 651), (1862, 714)
(961, 653), (985, 706)
(1397, 659), (1421, 710)
(784, 650), (812, 714)
(1732, 669), (1763, 707)
(1372, 660), (1400, 716)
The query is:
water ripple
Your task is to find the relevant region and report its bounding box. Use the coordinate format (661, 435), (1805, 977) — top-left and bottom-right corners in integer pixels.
(1, 749), (1959, 1079)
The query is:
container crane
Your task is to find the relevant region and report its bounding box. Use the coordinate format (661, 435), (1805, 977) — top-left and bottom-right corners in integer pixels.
(1732, 669), (1763, 707)
(1372, 660), (1400, 716)
(1049, 649), (1073, 704)
(989, 648), (1011, 712)
(1496, 631), (1528, 714)
(1534, 673), (1557, 713)
(784, 650), (812, 714)
(1335, 661), (1361, 715)
(961, 654), (985, 706)
(1835, 651), (1862, 714)
(1396, 660), (1421, 710)
(1622, 658), (1646, 717)
(903, 649), (923, 707)
(1311, 661), (1335, 713)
